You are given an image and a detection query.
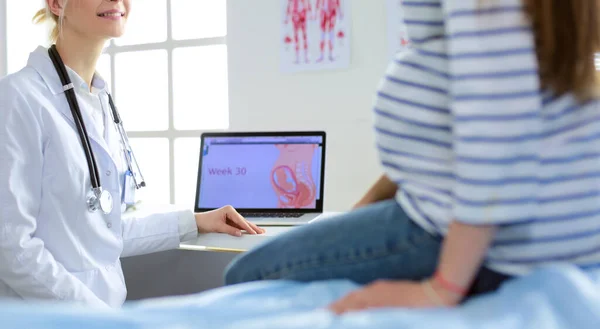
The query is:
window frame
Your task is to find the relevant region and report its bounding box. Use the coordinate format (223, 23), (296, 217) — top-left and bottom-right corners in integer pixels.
(0, 0), (229, 205)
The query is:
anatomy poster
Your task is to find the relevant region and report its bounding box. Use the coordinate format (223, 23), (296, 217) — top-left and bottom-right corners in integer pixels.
(280, 0), (351, 73)
(386, 0), (411, 60)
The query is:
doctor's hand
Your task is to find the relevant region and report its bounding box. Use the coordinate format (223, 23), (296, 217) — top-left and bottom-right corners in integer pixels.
(195, 206), (266, 237)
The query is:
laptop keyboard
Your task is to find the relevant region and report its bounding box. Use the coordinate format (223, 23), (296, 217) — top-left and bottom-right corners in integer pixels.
(242, 212), (304, 218)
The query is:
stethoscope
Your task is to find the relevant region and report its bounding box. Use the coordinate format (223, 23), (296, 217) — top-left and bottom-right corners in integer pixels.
(48, 45), (145, 215)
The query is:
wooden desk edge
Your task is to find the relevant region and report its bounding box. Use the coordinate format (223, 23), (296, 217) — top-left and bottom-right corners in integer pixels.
(179, 244), (246, 253)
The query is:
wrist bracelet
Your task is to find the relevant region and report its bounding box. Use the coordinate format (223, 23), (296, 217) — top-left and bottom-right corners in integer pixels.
(434, 271), (468, 296)
(421, 280), (446, 306)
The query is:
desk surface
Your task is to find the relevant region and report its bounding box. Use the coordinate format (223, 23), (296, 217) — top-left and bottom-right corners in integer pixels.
(123, 203), (342, 253)
(180, 212), (343, 253)
(179, 226), (293, 253)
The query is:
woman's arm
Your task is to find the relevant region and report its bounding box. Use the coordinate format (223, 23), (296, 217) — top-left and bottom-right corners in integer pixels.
(353, 174), (398, 209)
(435, 0), (542, 301)
(430, 222), (496, 304)
(329, 0), (542, 313)
(328, 221), (496, 313)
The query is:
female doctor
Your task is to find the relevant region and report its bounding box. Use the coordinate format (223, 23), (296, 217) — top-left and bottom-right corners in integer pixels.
(0, 0), (264, 308)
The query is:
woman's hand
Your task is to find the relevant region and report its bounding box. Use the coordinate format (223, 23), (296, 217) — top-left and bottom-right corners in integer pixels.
(352, 175), (397, 209)
(195, 205), (265, 237)
(327, 279), (460, 315)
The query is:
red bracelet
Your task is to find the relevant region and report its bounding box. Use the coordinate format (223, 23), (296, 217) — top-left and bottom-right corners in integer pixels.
(433, 272), (468, 296)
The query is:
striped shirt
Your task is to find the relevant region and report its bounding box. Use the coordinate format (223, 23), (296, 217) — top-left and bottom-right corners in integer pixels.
(374, 0), (600, 275)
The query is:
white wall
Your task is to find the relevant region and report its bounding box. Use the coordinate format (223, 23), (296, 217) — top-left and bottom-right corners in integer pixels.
(227, 0), (390, 211)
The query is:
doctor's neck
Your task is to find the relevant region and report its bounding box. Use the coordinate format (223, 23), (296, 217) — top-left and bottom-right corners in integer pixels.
(54, 30), (105, 91)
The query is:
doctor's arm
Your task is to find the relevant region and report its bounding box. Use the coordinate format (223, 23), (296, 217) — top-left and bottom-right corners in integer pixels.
(120, 205), (264, 258)
(0, 88), (108, 307)
(120, 206), (198, 258)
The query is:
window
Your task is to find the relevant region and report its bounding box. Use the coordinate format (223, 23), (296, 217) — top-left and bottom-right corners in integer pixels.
(5, 0), (49, 74)
(1, 0), (229, 206)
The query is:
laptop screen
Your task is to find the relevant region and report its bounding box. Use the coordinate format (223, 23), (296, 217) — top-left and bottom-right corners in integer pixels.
(196, 134), (325, 211)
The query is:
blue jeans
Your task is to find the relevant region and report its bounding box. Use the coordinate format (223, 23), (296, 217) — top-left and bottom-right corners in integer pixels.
(225, 199), (511, 296)
(225, 199), (442, 283)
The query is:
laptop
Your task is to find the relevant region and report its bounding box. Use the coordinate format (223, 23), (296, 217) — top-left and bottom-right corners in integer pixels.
(194, 131), (327, 226)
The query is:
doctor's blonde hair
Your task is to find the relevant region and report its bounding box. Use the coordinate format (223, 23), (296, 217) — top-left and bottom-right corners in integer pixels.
(33, 0), (70, 43)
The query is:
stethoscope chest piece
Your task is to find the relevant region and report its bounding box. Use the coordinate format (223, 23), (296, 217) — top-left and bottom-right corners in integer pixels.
(87, 187), (113, 214)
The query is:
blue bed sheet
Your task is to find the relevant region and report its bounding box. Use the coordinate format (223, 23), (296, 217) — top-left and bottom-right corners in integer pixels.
(1, 264), (599, 329)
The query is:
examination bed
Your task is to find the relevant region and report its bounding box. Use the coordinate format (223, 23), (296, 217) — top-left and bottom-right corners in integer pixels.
(1, 264), (599, 329)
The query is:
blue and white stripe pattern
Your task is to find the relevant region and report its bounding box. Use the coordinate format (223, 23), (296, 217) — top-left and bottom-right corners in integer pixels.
(374, 0), (600, 275)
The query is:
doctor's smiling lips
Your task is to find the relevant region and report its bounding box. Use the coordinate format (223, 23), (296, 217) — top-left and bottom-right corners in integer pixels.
(97, 9), (126, 20)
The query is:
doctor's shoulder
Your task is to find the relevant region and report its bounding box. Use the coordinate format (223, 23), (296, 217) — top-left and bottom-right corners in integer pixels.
(0, 68), (51, 137)
(0, 66), (54, 118)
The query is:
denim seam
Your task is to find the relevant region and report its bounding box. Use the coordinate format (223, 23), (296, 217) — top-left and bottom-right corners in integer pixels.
(260, 243), (411, 280)
(257, 220), (441, 281)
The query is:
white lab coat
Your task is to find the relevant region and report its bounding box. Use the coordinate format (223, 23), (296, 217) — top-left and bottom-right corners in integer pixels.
(0, 47), (198, 308)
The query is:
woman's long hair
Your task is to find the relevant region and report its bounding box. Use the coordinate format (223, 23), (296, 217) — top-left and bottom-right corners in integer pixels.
(524, 0), (600, 100)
